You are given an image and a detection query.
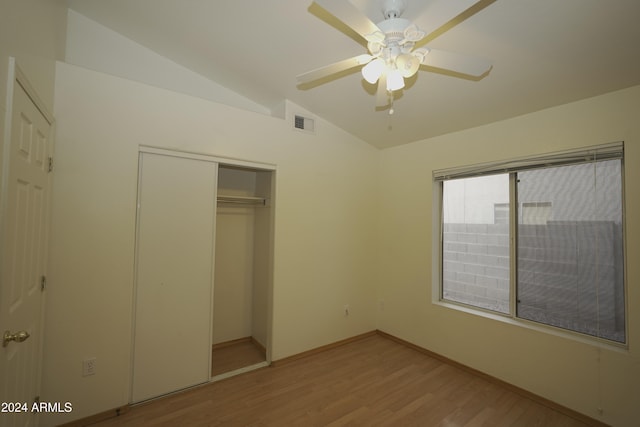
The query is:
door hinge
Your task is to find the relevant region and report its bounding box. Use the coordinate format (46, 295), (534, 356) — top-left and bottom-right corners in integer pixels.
(40, 275), (46, 292)
(48, 157), (53, 172)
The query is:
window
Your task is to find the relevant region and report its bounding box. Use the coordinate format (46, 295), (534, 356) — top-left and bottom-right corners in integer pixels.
(442, 175), (510, 314)
(437, 143), (626, 343)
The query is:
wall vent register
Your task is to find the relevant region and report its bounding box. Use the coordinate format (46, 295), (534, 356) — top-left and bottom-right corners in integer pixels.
(294, 114), (315, 133)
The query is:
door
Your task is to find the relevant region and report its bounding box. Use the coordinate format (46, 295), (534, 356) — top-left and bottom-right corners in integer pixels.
(0, 65), (53, 426)
(131, 151), (217, 403)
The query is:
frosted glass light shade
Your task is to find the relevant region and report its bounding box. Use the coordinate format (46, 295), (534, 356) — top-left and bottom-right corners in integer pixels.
(412, 48), (430, 64)
(362, 58), (384, 84)
(386, 68), (405, 91)
(396, 53), (420, 77)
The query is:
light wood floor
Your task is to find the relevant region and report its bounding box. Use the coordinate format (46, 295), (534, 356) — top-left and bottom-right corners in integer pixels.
(211, 339), (266, 377)
(92, 334), (591, 426)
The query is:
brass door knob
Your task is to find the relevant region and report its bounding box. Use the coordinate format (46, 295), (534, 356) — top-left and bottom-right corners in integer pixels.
(3, 330), (30, 347)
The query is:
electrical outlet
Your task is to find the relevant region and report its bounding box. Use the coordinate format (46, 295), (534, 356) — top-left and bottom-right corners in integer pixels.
(82, 358), (96, 376)
(344, 304), (350, 316)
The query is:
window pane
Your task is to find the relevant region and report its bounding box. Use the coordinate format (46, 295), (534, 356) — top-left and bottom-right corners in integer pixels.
(442, 175), (510, 314)
(516, 160), (625, 343)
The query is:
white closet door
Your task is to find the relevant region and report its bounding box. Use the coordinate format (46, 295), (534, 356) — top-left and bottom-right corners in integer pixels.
(132, 152), (217, 403)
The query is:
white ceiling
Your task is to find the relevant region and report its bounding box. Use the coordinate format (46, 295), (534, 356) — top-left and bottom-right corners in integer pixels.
(64, 0), (640, 149)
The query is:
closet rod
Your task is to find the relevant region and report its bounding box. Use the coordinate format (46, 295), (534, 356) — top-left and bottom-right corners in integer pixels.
(217, 195), (268, 206)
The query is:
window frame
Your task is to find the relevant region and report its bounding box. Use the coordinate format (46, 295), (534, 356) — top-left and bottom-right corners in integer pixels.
(432, 142), (628, 347)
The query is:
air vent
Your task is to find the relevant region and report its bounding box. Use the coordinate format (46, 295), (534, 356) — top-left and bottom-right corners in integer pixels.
(293, 114), (315, 133)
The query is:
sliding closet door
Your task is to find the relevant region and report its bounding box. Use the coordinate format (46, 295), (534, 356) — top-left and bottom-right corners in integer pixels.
(132, 152), (217, 403)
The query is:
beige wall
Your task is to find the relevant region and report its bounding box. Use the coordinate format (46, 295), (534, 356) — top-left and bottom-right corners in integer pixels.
(42, 62), (379, 425)
(377, 85), (640, 426)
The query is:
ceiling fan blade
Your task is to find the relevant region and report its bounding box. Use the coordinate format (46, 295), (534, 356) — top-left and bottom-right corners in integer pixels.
(296, 54), (373, 84)
(422, 49), (491, 77)
(376, 74), (389, 107)
(314, 0), (382, 41)
(413, 0), (485, 41)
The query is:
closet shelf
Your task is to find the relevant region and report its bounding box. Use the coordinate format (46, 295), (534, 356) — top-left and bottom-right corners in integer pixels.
(217, 195), (268, 207)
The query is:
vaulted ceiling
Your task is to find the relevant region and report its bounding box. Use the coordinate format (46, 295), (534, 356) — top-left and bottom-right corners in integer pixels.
(64, 0), (640, 149)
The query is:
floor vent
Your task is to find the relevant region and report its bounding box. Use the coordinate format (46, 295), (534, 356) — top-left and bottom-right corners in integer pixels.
(293, 114), (315, 133)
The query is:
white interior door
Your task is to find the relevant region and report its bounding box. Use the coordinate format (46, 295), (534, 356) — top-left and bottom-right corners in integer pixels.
(132, 151), (217, 403)
(0, 65), (53, 426)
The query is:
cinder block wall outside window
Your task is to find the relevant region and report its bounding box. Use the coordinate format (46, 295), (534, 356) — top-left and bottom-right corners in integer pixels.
(442, 221), (624, 342)
(442, 223), (510, 313)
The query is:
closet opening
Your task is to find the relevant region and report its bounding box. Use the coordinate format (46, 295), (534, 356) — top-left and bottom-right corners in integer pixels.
(211, 164), (275, 379)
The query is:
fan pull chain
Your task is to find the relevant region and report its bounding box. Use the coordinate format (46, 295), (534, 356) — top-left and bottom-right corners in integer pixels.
(389, 91), (395, 115)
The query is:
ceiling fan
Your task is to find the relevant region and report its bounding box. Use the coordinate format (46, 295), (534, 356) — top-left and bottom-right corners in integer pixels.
(297, 0), (494, 111)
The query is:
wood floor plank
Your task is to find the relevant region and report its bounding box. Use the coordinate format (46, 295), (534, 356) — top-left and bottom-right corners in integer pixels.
(91, 334), (595, 427)
(211, 339), (266, 376)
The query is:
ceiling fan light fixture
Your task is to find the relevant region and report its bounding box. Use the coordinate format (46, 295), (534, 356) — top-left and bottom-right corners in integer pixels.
(386, 68), (405, 91)
(403, 24), (425, 43)
(412, 48), (431, 64)
(362, 58), (384, 84)
(396, 53), (420, 77)
(400, 42), (415, 54)
(297, 0), (495, 113)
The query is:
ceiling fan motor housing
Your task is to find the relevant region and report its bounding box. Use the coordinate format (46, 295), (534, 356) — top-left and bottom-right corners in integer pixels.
(377, 18), (412, 43)
(381, 0), (407, 19)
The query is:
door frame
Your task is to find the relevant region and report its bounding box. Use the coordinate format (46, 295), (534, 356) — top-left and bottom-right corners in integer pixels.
(0, 57), (55, 412)
(130, 145), (276, 401)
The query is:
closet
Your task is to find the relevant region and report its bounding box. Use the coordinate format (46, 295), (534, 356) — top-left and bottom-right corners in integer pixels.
(131, 148), (274, 403)
(211, 165), (274, 377)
